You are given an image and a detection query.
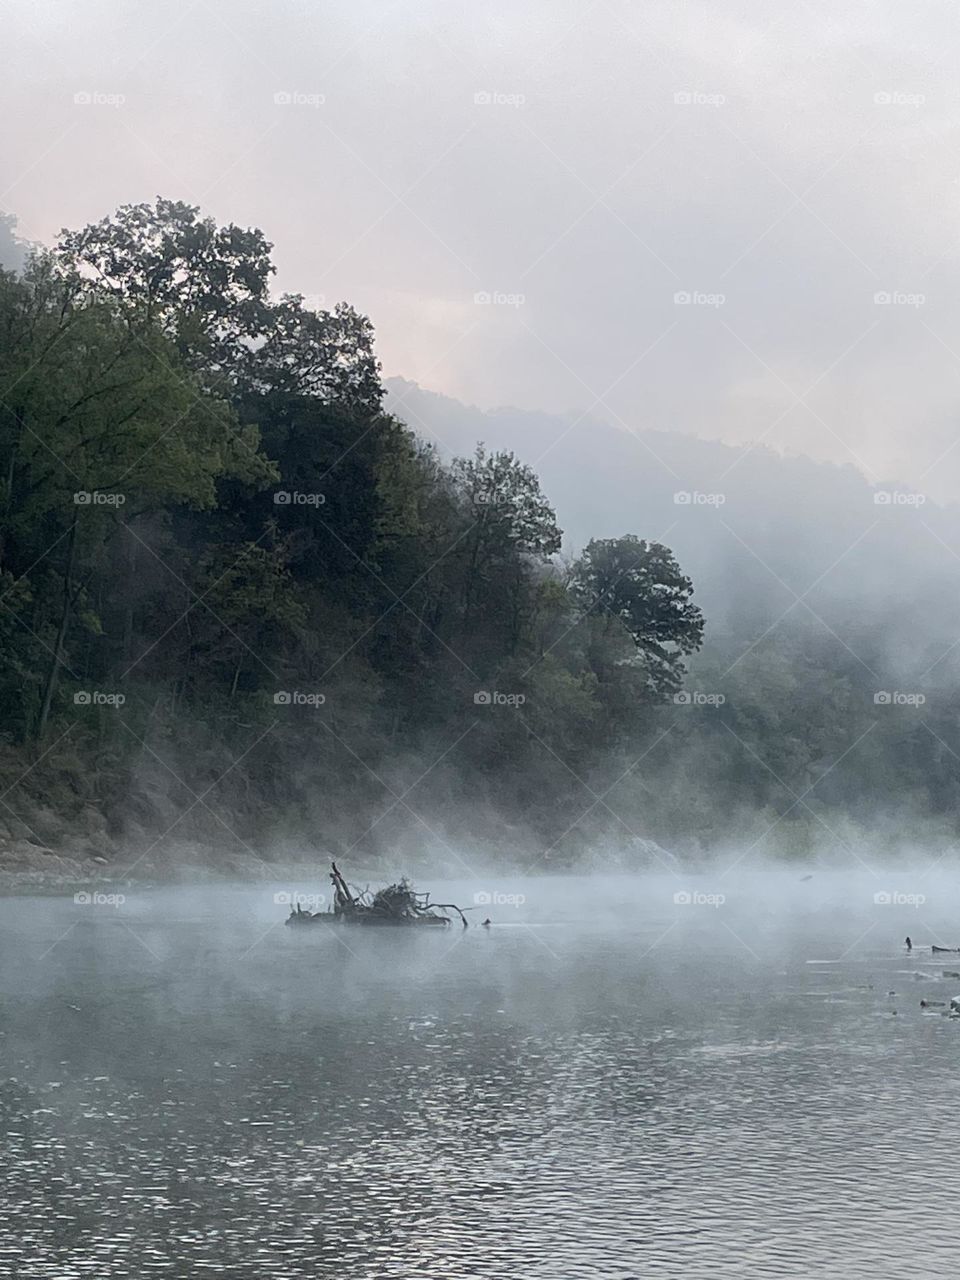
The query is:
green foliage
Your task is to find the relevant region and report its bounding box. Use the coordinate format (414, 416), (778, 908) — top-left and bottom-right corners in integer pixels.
(571, 535), (704, 701)
(53, 197), (275, 378)
(0, 196), (716, 856)
(52, 198), (382, 411)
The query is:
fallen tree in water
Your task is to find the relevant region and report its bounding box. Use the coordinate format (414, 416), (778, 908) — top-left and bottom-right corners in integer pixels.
(286, 861), (470, 928)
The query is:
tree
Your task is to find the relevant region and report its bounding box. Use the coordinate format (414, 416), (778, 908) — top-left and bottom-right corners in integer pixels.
(0, 259), (275, 738)
(53, 197), (275, 380)
(571, 535), (704, 701)
(185, 540), (306, 699)
(449, 445), (561, 650)
(54, 200), (383, 411)
(244, 295), (382, 411)
(451, 444), (561, 558)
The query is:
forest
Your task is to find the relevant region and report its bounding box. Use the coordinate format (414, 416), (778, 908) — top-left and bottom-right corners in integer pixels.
(0, 199), (957, 871)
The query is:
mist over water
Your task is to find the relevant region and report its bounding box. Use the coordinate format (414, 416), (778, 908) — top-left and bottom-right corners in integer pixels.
(3, 868), (959, 1278)
(5, 1), (960, 1273)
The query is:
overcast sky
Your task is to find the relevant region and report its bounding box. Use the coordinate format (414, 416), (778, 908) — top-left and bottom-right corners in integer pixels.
(5, 1), (960, 496)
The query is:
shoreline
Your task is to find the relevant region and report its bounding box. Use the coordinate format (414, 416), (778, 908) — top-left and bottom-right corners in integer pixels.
(0, 830), (685, 896)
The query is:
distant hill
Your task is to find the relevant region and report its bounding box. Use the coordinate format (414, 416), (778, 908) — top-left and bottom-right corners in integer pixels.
(385, 377), (960, 683)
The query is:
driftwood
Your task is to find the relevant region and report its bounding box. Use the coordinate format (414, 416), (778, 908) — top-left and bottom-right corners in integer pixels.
(286, 862), (470, 929)
(907, 939), (960, 955)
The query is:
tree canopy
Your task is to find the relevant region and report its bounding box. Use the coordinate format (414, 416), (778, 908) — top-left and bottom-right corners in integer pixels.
(7, 195), (932, 863)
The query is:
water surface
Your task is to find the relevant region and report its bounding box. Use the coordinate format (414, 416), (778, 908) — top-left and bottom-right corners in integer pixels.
(2, 870), (958, 1278)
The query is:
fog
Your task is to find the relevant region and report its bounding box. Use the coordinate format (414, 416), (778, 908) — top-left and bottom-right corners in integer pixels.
(6, 4), (960, 1274)
(5, 868), (960, 1275)
(6, 1), (960, 493)
(7, 4), (960, 866)
(385, 375), (960, 651)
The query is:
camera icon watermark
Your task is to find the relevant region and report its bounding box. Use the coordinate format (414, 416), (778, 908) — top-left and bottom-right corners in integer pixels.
(472, 889), (525, 907)
(673, 889), (725, 907)
(873, 489), (925, 506)
(673, 690), (725, 706)
(73, 90), (125, 108)
(273, 690), (326, 707)
(74, 490), (126, 506)
(673, 490), (726, 506)
(473, 290), (525, 307)
(873, 690), (925, 706)
(473, 690), (526, 707)
(273, 90), (325, 107)
(74, 890), (126, 907)
(275, 891), (326, 910)
(873, 890), (925, 907)
(74, 690), (125, 707)
(674, 290), (726, 307)
(274, 490), (325, 506)
(473, 90), (526, 107)
(873, 290), (925, 308)
(874, 90), (925, 107)
(673, 90), (725, 107)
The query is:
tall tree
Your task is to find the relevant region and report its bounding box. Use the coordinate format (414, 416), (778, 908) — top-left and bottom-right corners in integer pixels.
(449, 445), (561, 649)
(571, 535), (704, 701)
(0, 259), (274, 738)
(54, 199), (382, 410)
(53, 198), (275, 380)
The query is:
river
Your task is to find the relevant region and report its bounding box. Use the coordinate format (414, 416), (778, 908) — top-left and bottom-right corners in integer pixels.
(1, 869), (958, 1278)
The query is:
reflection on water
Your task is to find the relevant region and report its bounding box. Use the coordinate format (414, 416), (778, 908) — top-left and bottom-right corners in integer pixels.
(2, 871), (960, 1278)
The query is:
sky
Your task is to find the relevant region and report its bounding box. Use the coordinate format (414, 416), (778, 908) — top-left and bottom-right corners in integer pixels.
(4, 0), (960, 497)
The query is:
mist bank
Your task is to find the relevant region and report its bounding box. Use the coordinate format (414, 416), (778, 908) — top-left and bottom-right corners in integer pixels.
(384, 378), (960, 862)
(385, 377), (960, 656)
(0, 199), (958, 883)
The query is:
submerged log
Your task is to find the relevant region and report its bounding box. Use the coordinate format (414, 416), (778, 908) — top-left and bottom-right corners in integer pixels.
(285, 862), (470, 929)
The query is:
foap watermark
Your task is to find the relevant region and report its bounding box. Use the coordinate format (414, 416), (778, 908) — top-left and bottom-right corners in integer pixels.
(874, 90), (925, 107)
(275, 890), (326, 911)
(74, 90), (125, 108)
(674, 290), (725, 308)
(474, 90), (526, 108)
(74, 890), (126, 907)
(273, 690), (326, 707)
(473, 889), (526, 907)
(274, 90), (325, 108)
(474, 290), (525, 308)
(873, 489), (926, 507)
(674, 90), (725, 107)
(874, 290), (925, 308)
(74, 490), (126, 507)
(674, 690), (725, 707)
(673, 490), (725, 507)
(673, 889), (725, 907)
(874, 690), (926, 707)
(474, 690), (526, 707)
(874, 890), (926, 907)
(74, 690), (125, 707)
(274, 490), (325, 506)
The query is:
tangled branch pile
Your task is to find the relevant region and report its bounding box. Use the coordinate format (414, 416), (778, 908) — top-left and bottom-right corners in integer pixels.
(286, 862), (469, 928)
